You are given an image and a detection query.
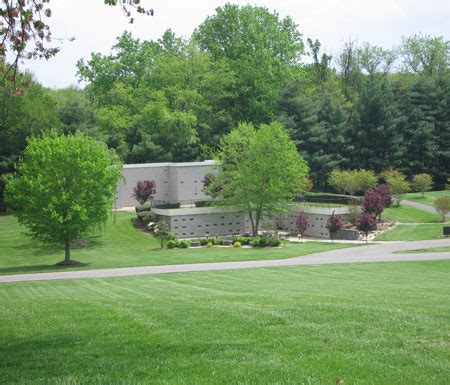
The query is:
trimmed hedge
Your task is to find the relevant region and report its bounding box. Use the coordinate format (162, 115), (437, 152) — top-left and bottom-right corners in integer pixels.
(296, 193), (357, 205)
(154, 202), (181, 209)
(194, 200), (211, 207)
(135, 203), (152, 213)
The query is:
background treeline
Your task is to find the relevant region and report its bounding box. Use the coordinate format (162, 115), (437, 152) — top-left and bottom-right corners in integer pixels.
(1, 4), (449, 209)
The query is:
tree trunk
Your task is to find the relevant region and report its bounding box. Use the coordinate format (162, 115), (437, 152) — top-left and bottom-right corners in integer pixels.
(64, 241), (71, 262)
(248, 211), (256, 237)
(253, 209), (262, 237)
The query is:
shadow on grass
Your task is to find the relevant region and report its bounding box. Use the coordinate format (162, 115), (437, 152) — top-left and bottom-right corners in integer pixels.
(0, 261), (91, 275)
(14, 236), (104, 258)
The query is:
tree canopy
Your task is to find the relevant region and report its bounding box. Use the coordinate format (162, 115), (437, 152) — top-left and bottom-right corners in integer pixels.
(5, 134), (122, 263)
(209, 122), (309, 236)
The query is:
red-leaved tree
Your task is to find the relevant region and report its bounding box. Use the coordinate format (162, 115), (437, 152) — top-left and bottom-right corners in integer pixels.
(133, 180), (156, 205)
(374, 184), (392, 209)
(362, 188), (385, 218)
(296, 212), (309, 239)
(326, 211), (343, 243)
(357, 212), (377, 243)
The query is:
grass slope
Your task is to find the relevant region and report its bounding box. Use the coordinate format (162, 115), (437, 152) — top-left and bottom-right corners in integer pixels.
(375, 224), (446, 241)
(404, 190), (449, 206)
(0, 261), (449, 384)
(0, 213), (354, 275)
(382, 205), (442, 223)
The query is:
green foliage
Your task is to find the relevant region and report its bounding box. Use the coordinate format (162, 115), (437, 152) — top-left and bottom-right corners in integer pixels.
(412, 173), (433, 197)
(135, 203), (153, 213)
(233, 241), (241, 248)
(194, 3), (304, 124)
(215, 122), (308, 236)
(136, 211), (157, 227)
(433, 196), (450, 222)
(251, 236), (281, 248)
(348, 75), (405, 172)
(4, 134), (122, 262)
(0, 80), (59, 211)
(328, 169), (377, 195)
(381, 169), (411, 206)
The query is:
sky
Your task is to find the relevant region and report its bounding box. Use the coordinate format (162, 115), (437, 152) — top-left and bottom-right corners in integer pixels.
(20, 0), (450, 88)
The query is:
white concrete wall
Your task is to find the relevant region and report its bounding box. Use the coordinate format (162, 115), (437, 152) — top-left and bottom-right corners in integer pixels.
(116, 160), (217, 208)
(154, 207), (247, 238)
(276, 206), (350, 239)
(154, 205), (351, 240)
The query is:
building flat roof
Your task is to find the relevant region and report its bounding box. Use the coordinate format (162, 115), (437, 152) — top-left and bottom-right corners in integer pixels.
(123, 160), (218, 169)
(153, 206), (242, 216)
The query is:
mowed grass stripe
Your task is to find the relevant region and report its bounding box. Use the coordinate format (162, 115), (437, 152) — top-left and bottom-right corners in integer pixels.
(375, 223), (446, 241)
(382, 205), (442, 223)
(1, 261), (449, 384)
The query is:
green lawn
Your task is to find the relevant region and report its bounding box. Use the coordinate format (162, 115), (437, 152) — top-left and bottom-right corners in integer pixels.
(0, 261), (449, 384)
(404, 190), (450, 206)
(0, 212), (355, 275)
(382, 205), (442, 223)
(375, 224), (446, 241)
(394, 246), (450, 254)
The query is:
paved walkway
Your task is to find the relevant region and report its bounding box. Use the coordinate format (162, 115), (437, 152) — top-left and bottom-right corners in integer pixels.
(402, 199), (438, 214)
(1, 239), (449, 284)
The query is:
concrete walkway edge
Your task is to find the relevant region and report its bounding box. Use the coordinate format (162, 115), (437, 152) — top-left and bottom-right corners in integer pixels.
(1, 238), (449, 283)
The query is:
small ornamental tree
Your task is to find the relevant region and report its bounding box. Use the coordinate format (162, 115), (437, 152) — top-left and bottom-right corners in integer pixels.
(382, 169), (410, 206)
(133, 180), (156, 205)
(357, 212), (378, 243)
(374, 184), (392, 209)
(5, 134), (122, 264)
(433, 196), (450, 222)
(296, 212), (309, 239)
(412, 173), (433, 197)
(326, 211), (343, 243)
(149, 221), (174, 248)
(362, 188), (385, 218)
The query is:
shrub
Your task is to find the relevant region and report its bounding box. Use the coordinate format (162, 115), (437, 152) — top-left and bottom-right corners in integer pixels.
(232, 236), (251, 245)
(297, 193), (353, 205)
(362, 188), (385, 218)
(374, 184), (392, 208)
(381, 169), (410, 206)
(200, 239), (209, 246)
(347, 198), (361, 225)
(133, 180), (156, 205)
(250, 236), (280, 248)
(194, 200), (211, 207)
(267, 237), (281, 247)
(167, 240), (179, 249)
(233, 241), (241, 247)
(357, 212), (378, 243)
(154, 202), (181, 209)
(433, 196), (450, 222)
(412, 173), (433, 197)
(136, 211), (157, 226)
(135, 203), (152, 213)
(328, 169), (377, 196)
(179, 240), (190, 248)
(207, 241), (213, 247)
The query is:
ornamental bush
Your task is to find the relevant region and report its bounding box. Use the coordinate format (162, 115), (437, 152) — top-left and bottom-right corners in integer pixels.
(133, 180), (156, 205)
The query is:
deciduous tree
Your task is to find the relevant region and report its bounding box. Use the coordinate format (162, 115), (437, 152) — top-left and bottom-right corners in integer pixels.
(5, 134), (122, 264)
(326, 211), (343, 243)
(213, 122), (309, 236)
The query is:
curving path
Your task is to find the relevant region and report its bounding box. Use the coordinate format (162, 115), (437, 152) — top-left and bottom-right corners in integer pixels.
(402, 199), (438, 214)
(1, 238), (449, 284)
